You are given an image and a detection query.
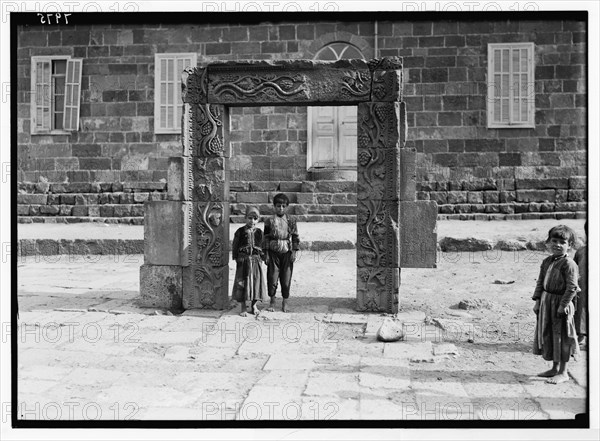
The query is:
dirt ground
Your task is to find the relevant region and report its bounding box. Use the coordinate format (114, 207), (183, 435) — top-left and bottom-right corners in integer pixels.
(282, 247), (588, 385)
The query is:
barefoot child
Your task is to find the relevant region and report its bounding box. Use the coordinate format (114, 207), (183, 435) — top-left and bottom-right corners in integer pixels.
(231, 206), (267, 316)
(263, 193), (300, 313)
(532, 225), (580, 384)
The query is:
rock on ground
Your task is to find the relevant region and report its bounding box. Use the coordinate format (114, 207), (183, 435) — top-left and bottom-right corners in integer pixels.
(376, 318), (405, 342)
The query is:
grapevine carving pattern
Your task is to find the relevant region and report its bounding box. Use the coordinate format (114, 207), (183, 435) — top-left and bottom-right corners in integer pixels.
(340, 71), (370, 98)
(372, 70), (402, 102)
(211, 73), (307, 101)
(357, 148), (397, 201)
(194, 104), (224, 157)
(358, 103), (399, 150)
(356, 267), (397, 312)
(357, 199), (398, 268)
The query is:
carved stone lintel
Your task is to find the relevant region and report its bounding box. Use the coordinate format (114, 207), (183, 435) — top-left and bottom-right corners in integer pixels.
(357, 148), (400, 201)
(192, 104), (228, 158)
(400, 201), (438, 269)
(190, 202), (229, 269)
(357, 199), (400, 268)
(358, 102), (402, 150)
(144, 201), (191, 266)
(356, 267), (399, 313)
(182, 66), (207, 104)
(192, 156), (228, 202)
(372, 70), (403, 102)
(140, 264), (183, 310)
(182, 265), (229, 310)
(208, 65), (371, 105)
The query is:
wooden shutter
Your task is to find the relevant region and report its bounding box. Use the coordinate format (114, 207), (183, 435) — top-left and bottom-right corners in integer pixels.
(338, 106), (357, 168)
(488, 43), (534, 128)
(308, 107), (337, 168)
(155, 53), (197, 133)
(63, 58), (82, 131)
(31, 59), (51, 132)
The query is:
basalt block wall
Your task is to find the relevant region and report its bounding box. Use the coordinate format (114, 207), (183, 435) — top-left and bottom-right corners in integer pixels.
(16, 18), (587, 221)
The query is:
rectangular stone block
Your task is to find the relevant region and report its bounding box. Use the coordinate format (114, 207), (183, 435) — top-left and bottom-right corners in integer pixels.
(207, 59), (372, 105)
(357, 267), (399, 314)
(358, 102), (402, 150)
(357, 199), (399, 268)
(400, 201), (438, 269)
(17, 194), (48, 205)
(399, 148), (416, 201)
(182, 265), (229, 310)
(569, 176), (586, 189)
(190, 202), (230, 268)
(139, 264), (182, 310)
(167, 156), (191, 201)
(568, 190), (586, 202)
(296, 193), (315, 204)
(191, 156), (229, 203)
(144, 201), (191, 266)
(516, 190), (556, 203)
(447, 191), (467, 204)
(516, 178), (569, 190)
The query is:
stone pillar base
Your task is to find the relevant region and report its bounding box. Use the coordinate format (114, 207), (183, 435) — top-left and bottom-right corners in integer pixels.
(139, 264), (183, 310)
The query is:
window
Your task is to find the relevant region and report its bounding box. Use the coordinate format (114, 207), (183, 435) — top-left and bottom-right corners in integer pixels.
(487, 43), (535, 128)
(307, 42), (364, 170)
(154, 53), (197, 134)
(30, 56), (82, 133)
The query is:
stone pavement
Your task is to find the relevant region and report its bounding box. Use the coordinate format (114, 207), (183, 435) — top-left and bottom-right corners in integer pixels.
(15, 252), (588, 423)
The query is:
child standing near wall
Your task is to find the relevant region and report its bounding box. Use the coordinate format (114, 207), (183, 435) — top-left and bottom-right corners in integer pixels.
(532, 225), (580, 384)
(231, 206), (267, 317)
(574, 221), (588, 349)
(263, 193), (300, 313)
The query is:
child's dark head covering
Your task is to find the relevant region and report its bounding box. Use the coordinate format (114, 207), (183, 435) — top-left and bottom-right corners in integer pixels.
(546, 224), (577, 246)
(245, 205), (260, 218)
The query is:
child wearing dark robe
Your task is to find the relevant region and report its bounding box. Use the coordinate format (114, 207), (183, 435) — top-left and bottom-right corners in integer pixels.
(532, 225), (580, 384)
(231, 206), (267, 316)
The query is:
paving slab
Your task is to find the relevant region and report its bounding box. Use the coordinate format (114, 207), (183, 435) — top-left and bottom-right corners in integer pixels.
(383, 341), (434, 362)
(263, 354), (316, 371)
(240, 386), (305, 421)
(304, 372), (360, 399)
(299, 395), (360, 420)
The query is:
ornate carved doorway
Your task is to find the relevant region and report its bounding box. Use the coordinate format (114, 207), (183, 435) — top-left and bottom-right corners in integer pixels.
(140, 58), (437, 314)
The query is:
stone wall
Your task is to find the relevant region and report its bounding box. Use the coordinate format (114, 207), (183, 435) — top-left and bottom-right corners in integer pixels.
(16, 18), (587, 221)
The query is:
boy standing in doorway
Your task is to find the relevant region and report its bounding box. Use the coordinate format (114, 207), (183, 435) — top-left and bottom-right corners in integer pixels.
(263, 193), (300, 312)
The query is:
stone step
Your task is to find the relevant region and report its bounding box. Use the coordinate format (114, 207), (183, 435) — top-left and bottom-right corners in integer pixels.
(17, 192), (167, 206)
(230, 180), (356, 193)
(230, 191), (356, 205)
(230, 203), (356, 216)
(17, 181), (167, 193)
(230, 215), (357, 223)
(18, 204), (147, 217)
(18, 211), (586, 225)
(18, 216), (144, 224)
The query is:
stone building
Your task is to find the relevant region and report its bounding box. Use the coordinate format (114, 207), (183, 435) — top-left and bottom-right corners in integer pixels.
(15, 13), (587, 223)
